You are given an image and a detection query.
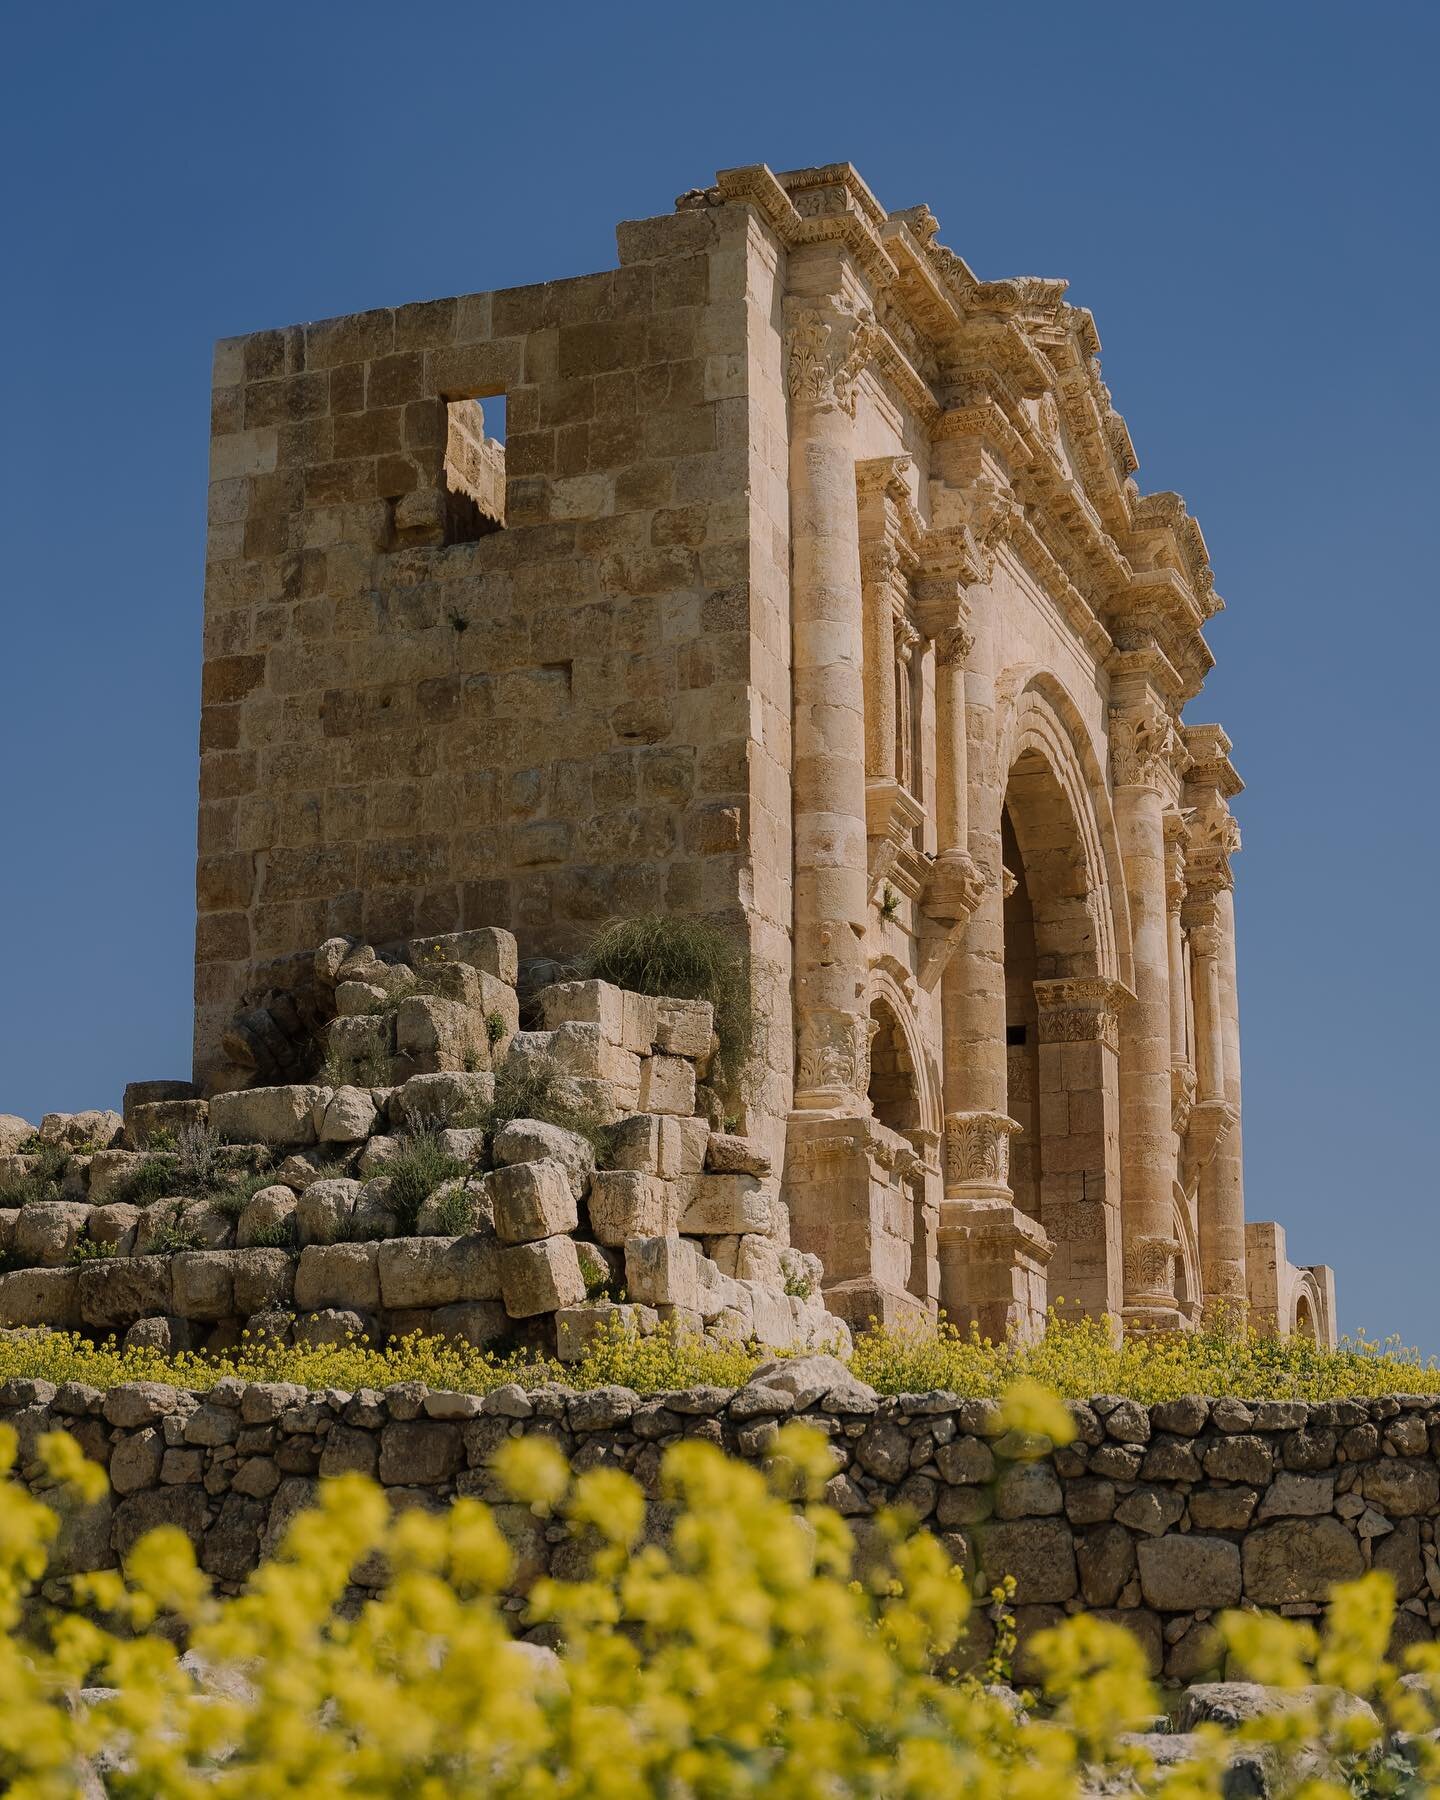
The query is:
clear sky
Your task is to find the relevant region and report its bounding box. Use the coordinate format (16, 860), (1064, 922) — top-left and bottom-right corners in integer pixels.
(1, 3), (1435, 1349)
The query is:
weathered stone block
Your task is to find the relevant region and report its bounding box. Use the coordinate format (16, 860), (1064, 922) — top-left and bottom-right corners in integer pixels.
(704, 1132), (772, 1176)
(236, 1184), (298, 1248)
(78, 1257), (173, 1328)
(407, 928), (518, 986)
(295, 1178), (361, 1246)
(127, 1099), (209, 1148)
(555, 1300), (659, 1361)
(1361, 1459), (1440, 1517)
(976, 1519), (1077, 1604)
(488, 1160), (578, 1244)
(170, 1251), (235, 1321)
(1137, 1535), (1242, 1611)
(210, 1086), (326, 1148)
(1242, 1517), (1364, 1604)
(498, 1237), (587, 1317)
(430, 1300), (510, 1347)
(624, 1234), (704, 1311)
(394, 1071), (494, 1128)
(231, 1249), (297, 1315)
(492, 1118), (595, 1199)
(39, 1110), (124, 1150)
(637, 1054), (696, 1116)
(377, 1234), (500, 1308)
(88, 1203), (141, 1254)
(15, 1202), (92, 1267)
(379, 1420), (463, 1486)
(295, 1242), (382, 1312)
(395, 996), (489, 1074)
(587, 1170), (676, 1246)
(86, 1149), (149, 1203)
(315, 1085), (378, 1144)
(1255, 1472), (1335, 1519)
(678, 1173), (771, 1236)
(653, 997), (714, 1060)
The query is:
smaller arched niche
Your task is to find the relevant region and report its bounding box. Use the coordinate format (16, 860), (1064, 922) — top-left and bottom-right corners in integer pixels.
(868, 995), (922, 1137)
(1293, 1291), (1319, 1344)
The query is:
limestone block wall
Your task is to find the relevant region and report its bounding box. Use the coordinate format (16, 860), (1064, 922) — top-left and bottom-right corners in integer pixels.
(4, 1372), (1436, 1677)
(199, 202), (792, 1110)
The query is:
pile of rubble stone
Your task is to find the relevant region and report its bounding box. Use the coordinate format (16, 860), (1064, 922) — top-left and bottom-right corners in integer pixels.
(0, 928), (843, 1360)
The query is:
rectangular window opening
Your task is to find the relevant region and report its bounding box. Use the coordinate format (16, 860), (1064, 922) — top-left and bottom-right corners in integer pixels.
(1006, 1024), (1028, 1047)
(444, 395), (506, 542)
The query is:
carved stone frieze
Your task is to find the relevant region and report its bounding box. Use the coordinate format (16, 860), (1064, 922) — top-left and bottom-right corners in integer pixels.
(784, 297), (879, 418)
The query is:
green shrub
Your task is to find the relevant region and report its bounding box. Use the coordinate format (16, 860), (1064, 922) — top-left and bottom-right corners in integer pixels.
(577, 913), (756, 1101)
(246, 1218), (296, 1251)
(381, 1134), (468, 1234)
(66, 1236), (115, 1266)
(0, 1143), (71, 1208)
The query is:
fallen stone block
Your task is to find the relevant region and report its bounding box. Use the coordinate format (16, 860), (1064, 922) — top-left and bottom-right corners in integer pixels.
(84, 1149), (147, 1204)
(176, 1200), (235, 1250)
(378, 1234), (501, 1309)
(314, 1085), (378, 1144)
(78, 1257), (174, 1329)
(393, 1071), (494, 1128)
(587, 1170), (677, 1246)
(236, 1185), (298, 1249)
(492, 1118), (595, 1198)
(637, 1054), (696, 1117)
(295, 1178), (361, 1247)
(210, 1086), (328, 1148)
(406, 928), (518, 987)
(0, 1267), (80, 1328)
(540, 1024), (642, 1102)
(326, 1014), (394, 1067)
(395, 995), (491, 1074)
(436, 1126), (488, 1163)
(87, 1203), (141, 1255)
(488, 1160), (578, 1245)
(0, 1115), (35, 1155)
(38, 1110), (124, 1151)
(498, 1237), (587, 1317)
(678, 1173), (772, 1237)
(536, 979), (638, 1045)
(295, 1242), (382, 1312)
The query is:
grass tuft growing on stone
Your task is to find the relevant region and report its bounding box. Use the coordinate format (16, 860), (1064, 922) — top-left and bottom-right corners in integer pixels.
(577, 913), (755, 1102)
(380, 1134), (467, 1234)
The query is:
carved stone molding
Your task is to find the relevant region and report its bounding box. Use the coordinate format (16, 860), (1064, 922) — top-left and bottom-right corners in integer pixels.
(926, 473), (1022, 584)
(1109, 700), (1181, 791)
(785, 297), (879, 419)
(934, 621), (976, 667)
(1187, 1097), (1238, 1171)
(1185, 796), (1241, 891)
(1033, 977), (1131, 1051)
(1124, 1233), (1181, 1298)
(922, 848), (987, 927)
(943, 1109), (1022, 1197)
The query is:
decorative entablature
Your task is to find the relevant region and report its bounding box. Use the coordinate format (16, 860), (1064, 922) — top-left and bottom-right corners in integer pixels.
(686, 162), (1224, 695)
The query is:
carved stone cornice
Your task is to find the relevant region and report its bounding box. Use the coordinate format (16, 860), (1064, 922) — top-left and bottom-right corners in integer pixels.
(1184, 796), (1241, 893)
(925, 472), (1021, 585)
(1187, 1097), (1238, 1170)
(1033, 977), (1132, 1052)
(785, 296), (880, 418)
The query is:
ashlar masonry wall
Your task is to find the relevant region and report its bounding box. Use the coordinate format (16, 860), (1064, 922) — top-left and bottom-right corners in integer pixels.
(199, 205), (795, 1121)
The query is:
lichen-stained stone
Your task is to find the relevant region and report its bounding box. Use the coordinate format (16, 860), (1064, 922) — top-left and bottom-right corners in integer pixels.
(39, 1110), (124, 1150)
(1202, 1435), (1274, 1486)
(498, 1237), (587, 1317)
(231, 1249), (297, 1315)
(169, 1252), (235, 1322)
(393, 1072), (494, 1128)
(488, 1160), (577, 1245)
(1138, 1535), (1242, 1611)
(1241, 1517), (1364, 1604)
(624, 1235), (706, 1312)
(407, 929), (518, 987)
(127, 1099), (209, 1148)
(653, 998), (714, 1060)
(210, 1086), (327, 1148)
(395, 996), (490, 1074)
(1360, 1459), (1440, 1517)
(704, 1133), (772, 1177)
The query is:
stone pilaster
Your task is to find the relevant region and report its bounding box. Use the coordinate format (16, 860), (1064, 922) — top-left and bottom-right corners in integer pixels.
(1109, 687), (1185, 1330)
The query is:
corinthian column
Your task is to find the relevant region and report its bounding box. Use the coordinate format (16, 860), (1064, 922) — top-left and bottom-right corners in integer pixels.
(1110, 690), (1184, 1330)
(784, 290), (878, 1112)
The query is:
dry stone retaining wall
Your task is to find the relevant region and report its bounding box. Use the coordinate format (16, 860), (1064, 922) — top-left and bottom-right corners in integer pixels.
(5, 1367), (1438, 1680)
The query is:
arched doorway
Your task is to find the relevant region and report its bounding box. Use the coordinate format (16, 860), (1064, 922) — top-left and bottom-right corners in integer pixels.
(999, 726), (1126, 1322)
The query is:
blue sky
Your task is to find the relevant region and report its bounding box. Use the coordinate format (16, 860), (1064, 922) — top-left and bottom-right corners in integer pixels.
(1, 3), (1435, 1348)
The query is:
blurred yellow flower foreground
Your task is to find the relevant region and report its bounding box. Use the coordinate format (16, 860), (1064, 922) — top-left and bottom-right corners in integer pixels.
(4, 1393), (1440, 1797)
